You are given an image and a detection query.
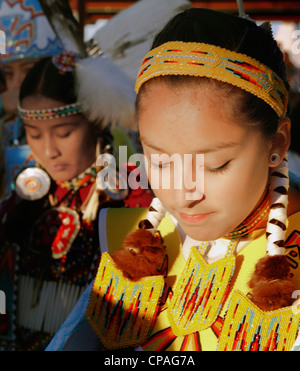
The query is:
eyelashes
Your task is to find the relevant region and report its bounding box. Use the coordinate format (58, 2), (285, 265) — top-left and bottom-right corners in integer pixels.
(27, 132), (72, 140)
(207, 160), (231, 174)
(150, 160), (231, 174)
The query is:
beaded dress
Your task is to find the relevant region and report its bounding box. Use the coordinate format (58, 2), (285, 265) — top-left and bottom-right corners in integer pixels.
(0, 163), (153, 350)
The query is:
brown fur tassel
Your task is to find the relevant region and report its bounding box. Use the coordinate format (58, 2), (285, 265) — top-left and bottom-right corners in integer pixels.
(111, 229), (166, 281)
(248, 255), (296, 311)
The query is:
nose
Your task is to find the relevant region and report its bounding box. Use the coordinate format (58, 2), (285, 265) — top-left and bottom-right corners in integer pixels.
(172, 160), (204, 209)
(181, 153), (204, 202)
(44, 135), (61, 159)
(172, 184), (204, 210)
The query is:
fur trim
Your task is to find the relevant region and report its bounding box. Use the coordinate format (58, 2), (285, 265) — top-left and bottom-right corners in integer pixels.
(248, 255), (295, 311)
(111, 229), (165, 281)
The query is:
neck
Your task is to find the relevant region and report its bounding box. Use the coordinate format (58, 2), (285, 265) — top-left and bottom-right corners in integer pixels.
(225, 189), (270, 240)
(56, 162), (97, 191)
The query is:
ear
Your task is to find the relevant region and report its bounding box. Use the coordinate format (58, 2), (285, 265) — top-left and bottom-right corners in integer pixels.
(268, 118), (291, 167)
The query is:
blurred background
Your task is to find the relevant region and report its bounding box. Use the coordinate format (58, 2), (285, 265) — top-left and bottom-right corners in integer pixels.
(70, 0), (300, 69)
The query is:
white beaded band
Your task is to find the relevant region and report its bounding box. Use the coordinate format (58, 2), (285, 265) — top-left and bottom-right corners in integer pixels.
(266, 155), (289, 256)
(18, 102), (82, 120)
(139, 197), (166, 232)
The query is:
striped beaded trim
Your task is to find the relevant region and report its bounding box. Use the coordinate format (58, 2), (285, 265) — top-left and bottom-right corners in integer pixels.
(138, 197), (166, 232)
(135, 41), (288, 118)
(225, 191), (270, 240)
(18, 102), (83, 120)
(266, 155), (289, 256)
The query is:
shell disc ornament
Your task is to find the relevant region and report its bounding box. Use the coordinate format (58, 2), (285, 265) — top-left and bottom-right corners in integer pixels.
(15, 168), (51, 201)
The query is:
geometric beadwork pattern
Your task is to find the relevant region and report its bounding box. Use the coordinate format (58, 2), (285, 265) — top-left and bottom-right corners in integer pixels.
(218, 290), (300, 351)
(86, 252), (164, 349)
(167, 247), (235, 336)
(135, 41), (288, 118)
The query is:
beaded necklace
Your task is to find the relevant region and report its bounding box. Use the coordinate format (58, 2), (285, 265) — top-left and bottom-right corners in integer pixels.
(48, 163), (97, 209)
(55, 163), (97, 192)
(225, 191), (270, 240)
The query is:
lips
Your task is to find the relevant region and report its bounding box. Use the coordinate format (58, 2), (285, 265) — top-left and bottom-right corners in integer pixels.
(179, 212), (212, 223)
(51, 164), (68, 172)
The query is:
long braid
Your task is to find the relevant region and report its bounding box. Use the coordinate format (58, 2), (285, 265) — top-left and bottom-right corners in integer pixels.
(266, 155), (289, 256)
(138, 197), (167, 232)
(248, 154), (296, 311)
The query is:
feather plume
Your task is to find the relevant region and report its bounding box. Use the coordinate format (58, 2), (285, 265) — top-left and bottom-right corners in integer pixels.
(75, 55), (137, 129)
(93, 0), (190, 81)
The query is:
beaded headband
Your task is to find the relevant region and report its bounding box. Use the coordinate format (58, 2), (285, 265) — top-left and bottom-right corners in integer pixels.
(18, 102), (83, 120)
(135, 41), (288, 118)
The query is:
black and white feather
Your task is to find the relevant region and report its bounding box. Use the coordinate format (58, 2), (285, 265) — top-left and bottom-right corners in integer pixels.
(39, 0), (190, 129)
(92, 0), (191, 81)
(39, 0), (87, 57)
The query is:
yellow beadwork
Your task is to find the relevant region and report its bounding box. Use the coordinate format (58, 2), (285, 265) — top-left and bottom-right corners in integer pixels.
(86, 252), (165, 349)
(167, 246), (236, 336)
(135, 41), (288, 118)
(218, 290), (300, 351)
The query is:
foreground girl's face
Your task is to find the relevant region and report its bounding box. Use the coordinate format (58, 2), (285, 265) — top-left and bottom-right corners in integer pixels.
(138, 81), (272, 241)
(22, 96), (96, 182)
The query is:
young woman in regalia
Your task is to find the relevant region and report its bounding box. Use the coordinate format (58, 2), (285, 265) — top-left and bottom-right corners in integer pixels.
(47, 7), (300, 352)
(0, 49), (153, 351)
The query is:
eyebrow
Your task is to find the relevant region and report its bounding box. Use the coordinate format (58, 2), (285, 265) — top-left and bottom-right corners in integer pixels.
(4, 61), (36, 70)
(23, 122), (75, 129)
(140, 136), (240, 154)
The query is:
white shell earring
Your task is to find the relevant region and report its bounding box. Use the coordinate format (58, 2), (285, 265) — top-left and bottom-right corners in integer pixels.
(270, 153), (281, 165)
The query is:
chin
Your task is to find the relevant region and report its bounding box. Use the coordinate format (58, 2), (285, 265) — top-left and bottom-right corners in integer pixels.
(182, 225), (226, 242)
(48, 170), (75, 183)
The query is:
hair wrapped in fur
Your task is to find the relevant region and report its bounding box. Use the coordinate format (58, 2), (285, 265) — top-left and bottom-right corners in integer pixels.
(111, 229), (166, 281)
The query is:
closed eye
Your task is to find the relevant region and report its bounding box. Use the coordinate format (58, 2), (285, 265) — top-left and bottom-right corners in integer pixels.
(207, 160), (231, 174)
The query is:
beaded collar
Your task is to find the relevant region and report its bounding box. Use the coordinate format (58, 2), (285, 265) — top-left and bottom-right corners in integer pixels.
(55, 163), (97, 192)
(225, 191), (270, 240)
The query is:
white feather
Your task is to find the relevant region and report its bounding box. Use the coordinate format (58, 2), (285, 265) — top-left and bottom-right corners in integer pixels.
(75, 55), (137, 129)
(93, 0), (190, 80)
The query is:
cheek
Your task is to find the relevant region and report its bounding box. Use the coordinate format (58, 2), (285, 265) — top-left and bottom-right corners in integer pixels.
(26, 136), (42, 159)
(150, 188), (174, 214)
(209, 155), (269, 218)
(70, 130), (96, 159)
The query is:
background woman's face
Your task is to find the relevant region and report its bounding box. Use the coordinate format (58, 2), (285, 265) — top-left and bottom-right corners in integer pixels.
(138, 81), (272, 241)
(3, 58), (38, 90)
(22, 96), (96, 182)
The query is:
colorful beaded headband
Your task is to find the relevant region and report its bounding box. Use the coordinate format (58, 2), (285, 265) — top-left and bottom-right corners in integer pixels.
(135, 41), (288, 118)
(18, 102), (83, 120)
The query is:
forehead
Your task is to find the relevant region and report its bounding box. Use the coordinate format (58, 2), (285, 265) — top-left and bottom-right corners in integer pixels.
(23, 115), (84, 131)
(138, 80), (254, 154)
(138, 78), (237, 123)
(139, 81), (236, 128)
(21, 95), (65, 110)
(3, 58), (38, 70)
